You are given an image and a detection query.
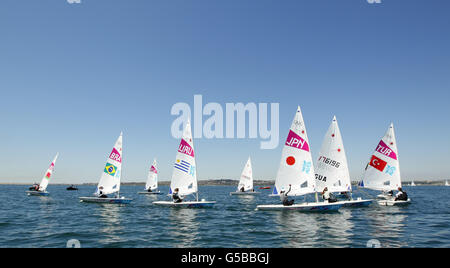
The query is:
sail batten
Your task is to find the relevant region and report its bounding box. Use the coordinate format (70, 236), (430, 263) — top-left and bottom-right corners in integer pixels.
(273, 107), (316, 196)
(315, 116), (352, 193)
(361, 124), (402, 191)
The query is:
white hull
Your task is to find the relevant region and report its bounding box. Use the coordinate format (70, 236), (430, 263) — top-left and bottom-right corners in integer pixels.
(378, 199), (411, 206)
(26, 191), (49, 196)
(376, 194), (393, 200)
(334, 199), (373, 207)
(230, 191), (260, 196)
(153, 200), (216, 208)
(137, 191), (162, 195)
(79, 196), (132, 204)
(256, 202), (342, 212)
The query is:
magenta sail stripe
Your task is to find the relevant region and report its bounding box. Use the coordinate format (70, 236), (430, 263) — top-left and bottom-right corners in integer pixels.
(285, 130), (310, 152)
(376, 140), (397, 160)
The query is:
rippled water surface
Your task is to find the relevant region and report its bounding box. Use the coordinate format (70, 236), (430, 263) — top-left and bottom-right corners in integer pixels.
(0, 185), (448, 248)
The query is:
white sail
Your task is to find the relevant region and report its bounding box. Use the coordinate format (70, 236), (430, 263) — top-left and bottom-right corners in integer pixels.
(445, 181), (449, 186)
(96, 132), (123, 196)
(273, 106), (316, 196)
(360, 123), (402, 191)
(237, 157), (253, 192)
(169, 120), (197, 196)
(145, 159), (158, 190)
(39, 153), (59, 191)
(315, 116), (352, 193)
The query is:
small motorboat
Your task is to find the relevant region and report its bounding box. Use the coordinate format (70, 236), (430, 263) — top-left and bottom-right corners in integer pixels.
(259, 186), (271, 190)
(66, 185), (78, 191)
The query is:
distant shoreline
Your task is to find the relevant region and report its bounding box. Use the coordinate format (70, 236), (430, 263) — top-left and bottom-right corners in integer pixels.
(0, 179), (447, 186)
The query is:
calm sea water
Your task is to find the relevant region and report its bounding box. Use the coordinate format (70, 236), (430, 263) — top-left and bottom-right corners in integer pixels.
(0, 185), (448, 248)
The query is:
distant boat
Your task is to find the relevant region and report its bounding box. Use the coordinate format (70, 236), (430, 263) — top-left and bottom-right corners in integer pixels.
(26, 153), (59, 196)
(259, 186), (271, 190)
(138, 159), (162, 195)
(359, 124), (411, 206)
(66, 185), (78, 191)
(230, 157), (260, 196)
(446, 180), (449, 187)
(153, 120), (216, 208)
(315, 116), (372, 207)
(410, 181), (416, 187)
(79, 132), (132, 204)
(257, 107), (342, 212)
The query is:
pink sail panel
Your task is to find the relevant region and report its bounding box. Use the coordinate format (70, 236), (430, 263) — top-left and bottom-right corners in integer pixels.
(109, 148), (122, 163)
(285, 130), (310, 152)
(375, 140), (397, 160)
(150, 165), (157, 174)
(178, 139), (195, 157)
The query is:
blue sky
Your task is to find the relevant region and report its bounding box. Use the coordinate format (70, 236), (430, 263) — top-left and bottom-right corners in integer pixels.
(1, 0), (449, 183)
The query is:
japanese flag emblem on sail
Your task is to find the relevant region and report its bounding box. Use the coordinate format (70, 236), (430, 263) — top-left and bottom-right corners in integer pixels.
(369, 155), (387, 172)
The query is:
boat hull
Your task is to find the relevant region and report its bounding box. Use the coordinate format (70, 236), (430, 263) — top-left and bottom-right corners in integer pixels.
(230, 191), (260, 196)
(153, 200), (216, 208)
(79, 197), (132, 204)
(376, 194), (393, 200)
(26, 191), (49, 196)
(336, 199), (373, 207)
(256, 202), (342, 212)
(137, 191), (162, 195)
(377, 199), (411, 206)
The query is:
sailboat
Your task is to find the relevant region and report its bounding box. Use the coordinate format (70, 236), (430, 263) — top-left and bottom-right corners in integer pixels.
(230, 157), (260, 195)
(26, 153), (59, 196)
(410, 181), (416, 186)
(153, 120), (215, 208)
(315, 116), (372, 207)
(445, 180), (449, 186)
(359, 124), (411, 206)
(257, 107), (343, 212)
(138, 159), (162, 195)
(79, 132), (132, 204)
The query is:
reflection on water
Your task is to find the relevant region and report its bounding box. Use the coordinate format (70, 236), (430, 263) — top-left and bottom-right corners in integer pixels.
(96, 205), (123, 245)
(366, 207), (407, 247)
(315, 209), (353, 247)
(275, 211), (319, 247)
(167, 208), (199, 247)
(34, 197), (58, 239)
(274, 209), (353, 248)
(235, 195), (256, 208)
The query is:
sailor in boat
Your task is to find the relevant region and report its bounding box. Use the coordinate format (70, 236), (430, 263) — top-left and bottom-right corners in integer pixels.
(172, 188), (183, 203)
(394, 187), (408, 201)
(29, 184), (40, 191)
(280, 184), (294, 206)
(339, 191), (351, 200)
(147, 188), (153, 193)
(240, 186), (245, 192)
(98, 190), (108, 198)
(321, 187), (337, 203)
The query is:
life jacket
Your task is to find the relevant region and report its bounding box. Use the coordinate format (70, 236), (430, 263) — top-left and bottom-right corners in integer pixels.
(398, 191), (408, 201)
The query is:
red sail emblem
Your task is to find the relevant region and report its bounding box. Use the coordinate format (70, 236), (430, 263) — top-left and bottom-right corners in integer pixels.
(369, 155), (387, 172)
